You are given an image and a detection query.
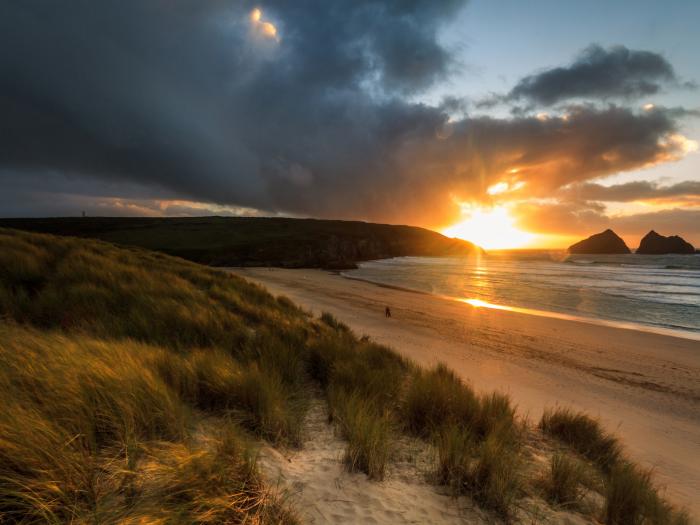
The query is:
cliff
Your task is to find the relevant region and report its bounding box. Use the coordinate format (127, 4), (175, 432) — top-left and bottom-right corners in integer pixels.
(568, 229), (631, 254)
(636, 230), (695, 254)
(0, 217), (483, 269)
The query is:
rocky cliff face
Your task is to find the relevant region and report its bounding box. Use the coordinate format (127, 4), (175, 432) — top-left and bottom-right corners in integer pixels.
(218, 231), (483, 268)
(636, 231), (695, 254)
(568, 229), (631, 254)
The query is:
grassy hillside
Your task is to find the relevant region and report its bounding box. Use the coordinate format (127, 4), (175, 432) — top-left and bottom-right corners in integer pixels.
(0, 216), (482, 268)
(0, 228), (688, 524)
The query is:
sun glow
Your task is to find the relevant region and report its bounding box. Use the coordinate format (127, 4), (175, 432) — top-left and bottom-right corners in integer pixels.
(249, 7), (278, 40)
(442, 206), (535, 250)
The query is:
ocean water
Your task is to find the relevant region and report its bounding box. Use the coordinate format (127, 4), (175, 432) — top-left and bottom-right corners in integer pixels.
(344, 252), (700, 340)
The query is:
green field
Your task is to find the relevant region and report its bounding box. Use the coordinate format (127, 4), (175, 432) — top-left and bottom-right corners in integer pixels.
(0, 216), (481, 268)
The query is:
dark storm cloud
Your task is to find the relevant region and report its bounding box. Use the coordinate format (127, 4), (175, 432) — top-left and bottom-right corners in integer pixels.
(504, 45), (691, 106)
(563, 180), (700, 202)
(0, 2), (696, 226)
(0, 0), (468, 220)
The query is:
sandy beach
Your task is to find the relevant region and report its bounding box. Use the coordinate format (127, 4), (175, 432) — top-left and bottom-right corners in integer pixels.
(229, 267), (700, 515)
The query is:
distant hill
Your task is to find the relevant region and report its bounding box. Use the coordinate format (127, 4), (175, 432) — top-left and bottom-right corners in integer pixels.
(637, 230), (695, 255)
(568, 229), (631, 254)
(0, 217), (482, 268)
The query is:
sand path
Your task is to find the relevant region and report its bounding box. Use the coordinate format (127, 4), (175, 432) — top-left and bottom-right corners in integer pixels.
(228, 267), (700, 515)
(259, 400), (491, 524)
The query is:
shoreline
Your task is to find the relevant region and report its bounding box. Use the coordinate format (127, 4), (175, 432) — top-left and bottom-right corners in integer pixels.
(340, 272), (700, 342)
(227, 267), (700, 514)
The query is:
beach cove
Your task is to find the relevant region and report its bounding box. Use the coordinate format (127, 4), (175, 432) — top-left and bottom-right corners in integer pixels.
(229, 267), (700, 514)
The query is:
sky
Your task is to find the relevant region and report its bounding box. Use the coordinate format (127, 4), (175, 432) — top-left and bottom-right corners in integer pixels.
(1, 0), (698, 249)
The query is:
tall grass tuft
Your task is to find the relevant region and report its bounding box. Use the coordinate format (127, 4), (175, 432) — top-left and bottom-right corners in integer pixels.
(403, 364), (479, 437)
(232, 364), (305, 446)
(320, 311), (351, 333)
(402, 365), (517, 440)
(331, 390), (392, 480)
(436, 424), (475, 492)
(435, 424), (521, 519)
(311, 332), (407, 480)
(543, 453), (586, 507)
(475, 392), (517, 442)
(540, 408), (622, 472)
(603, 462), (689, 525)
(469, 433), (521, 518)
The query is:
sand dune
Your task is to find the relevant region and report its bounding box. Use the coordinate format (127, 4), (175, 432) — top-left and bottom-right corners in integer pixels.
(259, 400), (491, 524)
(259, 399), (592, 524)
(229, 267), (700, 515)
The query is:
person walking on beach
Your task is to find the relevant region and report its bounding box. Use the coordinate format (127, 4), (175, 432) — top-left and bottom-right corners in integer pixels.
(385, 306), (391, 318)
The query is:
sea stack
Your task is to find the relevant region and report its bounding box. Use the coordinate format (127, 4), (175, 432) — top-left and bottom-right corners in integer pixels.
(568, 229), (631, 254)
(636, 230), (695, 254)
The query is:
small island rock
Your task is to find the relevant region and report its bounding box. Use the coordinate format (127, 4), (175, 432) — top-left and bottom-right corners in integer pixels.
(636, 230), (695, 254)
(568, 229), (631, 254)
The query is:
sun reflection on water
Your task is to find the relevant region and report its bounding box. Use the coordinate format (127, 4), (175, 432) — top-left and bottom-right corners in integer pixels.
(461, 298), (512, 310)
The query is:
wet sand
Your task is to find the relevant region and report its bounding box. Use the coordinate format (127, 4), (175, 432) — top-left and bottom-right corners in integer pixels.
(229, 267), (700, 514)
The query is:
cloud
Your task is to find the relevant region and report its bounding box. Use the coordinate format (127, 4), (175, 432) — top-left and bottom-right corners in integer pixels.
(513, 201), (700, 246)
(423, 105), (695, 206)
(503, 45), (692, 106)
(562, 180), (700, 203)
(611, 208), (700, 244)
(0, 0), (469, 223)
(0, 3), (697, 233)
(513, 201), (610, 236)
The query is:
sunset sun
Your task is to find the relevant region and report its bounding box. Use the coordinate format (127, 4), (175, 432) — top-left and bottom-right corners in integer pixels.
(442, 206), (534, 250)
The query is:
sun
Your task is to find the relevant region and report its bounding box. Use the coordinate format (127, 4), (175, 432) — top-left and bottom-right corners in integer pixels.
(442, 206), (534, 250)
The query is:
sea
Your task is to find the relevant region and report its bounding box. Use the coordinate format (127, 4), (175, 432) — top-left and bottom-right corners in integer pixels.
(343, 251), (700, 341)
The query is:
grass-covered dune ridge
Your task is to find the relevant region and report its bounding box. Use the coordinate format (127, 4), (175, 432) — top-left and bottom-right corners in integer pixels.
(0, 228), (689, 524)
(0, 216), (482, 268)
(0, 228), (312, 522)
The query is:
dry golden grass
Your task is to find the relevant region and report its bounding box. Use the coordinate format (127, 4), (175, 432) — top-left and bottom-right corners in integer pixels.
(603, 462), (689, 525)
(540, 408), (622, 472)
(0, 228), (308, 523)
(0, 327), (298, 523)
(542, 453), (587, 507)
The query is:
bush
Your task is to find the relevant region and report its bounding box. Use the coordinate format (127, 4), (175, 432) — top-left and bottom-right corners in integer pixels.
(540, 408), (622, 472)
